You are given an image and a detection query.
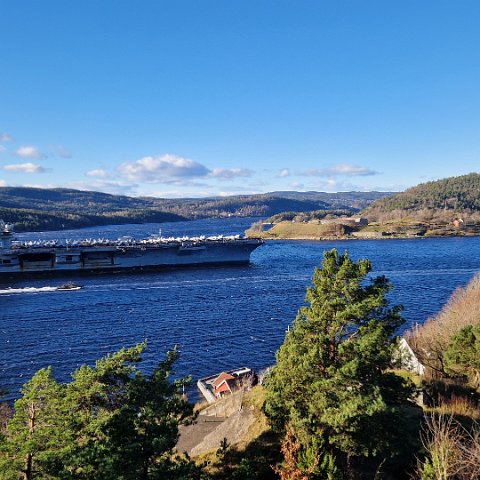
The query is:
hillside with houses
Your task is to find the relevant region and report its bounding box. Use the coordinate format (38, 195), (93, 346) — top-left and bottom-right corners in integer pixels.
(247, 173), (480, 240)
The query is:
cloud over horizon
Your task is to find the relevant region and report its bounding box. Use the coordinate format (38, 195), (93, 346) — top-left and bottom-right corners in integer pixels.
(15, 145), (45, 160)
(86, 168), (110, 178)
(51, 145), (72, 158)
(208, 168), (253, 180)
(0, 133), (13, 142)
(68, 179), (139, 196)
(300, 164), (379, 177)
(117, 154), (254, 186)
(118, 154), (210, 183)
(3, 162), (46, 174)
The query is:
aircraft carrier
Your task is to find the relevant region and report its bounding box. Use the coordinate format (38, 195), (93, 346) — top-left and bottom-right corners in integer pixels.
(0, 220), (263, 277)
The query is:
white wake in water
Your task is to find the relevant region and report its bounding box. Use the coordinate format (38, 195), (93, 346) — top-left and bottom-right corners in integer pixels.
(0, 286), (59, 295)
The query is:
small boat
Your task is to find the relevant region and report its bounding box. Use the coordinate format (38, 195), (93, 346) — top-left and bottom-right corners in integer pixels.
(56, 282), (82, 291)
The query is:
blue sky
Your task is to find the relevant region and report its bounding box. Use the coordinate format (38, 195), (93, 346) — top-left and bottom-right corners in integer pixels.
(1, 1), (479, 198)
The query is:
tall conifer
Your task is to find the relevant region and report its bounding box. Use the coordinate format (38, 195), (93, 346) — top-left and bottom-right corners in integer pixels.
(265, 249), (415, 478)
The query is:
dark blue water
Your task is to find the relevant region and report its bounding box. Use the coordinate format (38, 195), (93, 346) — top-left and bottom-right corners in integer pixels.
(2, 217), (480, 401)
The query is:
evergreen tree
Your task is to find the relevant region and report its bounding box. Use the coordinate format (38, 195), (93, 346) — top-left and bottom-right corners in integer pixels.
(0, 368), (71, 480)
(0, 388), (13, 437)
(444, 324), (480, 389)
(100, 348), (195, 479)
(59, 343), (148, 479)
(0, 344), (200, 480)
(265, 249), (415, 479)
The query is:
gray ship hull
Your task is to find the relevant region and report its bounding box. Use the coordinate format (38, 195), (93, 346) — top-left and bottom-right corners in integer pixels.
(0, 238), (263, 278)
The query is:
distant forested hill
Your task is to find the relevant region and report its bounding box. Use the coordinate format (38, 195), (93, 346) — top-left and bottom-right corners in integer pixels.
(0, 188), (186, 231)
(0, 187), (391, 231)
(364, 173), (480, 221)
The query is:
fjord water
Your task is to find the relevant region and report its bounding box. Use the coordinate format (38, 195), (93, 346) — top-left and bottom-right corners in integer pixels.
(2, 217), (480, 401)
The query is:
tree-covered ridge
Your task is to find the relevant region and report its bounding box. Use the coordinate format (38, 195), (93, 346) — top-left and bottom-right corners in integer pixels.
(364, 173), (480, 219)
(246, 174), (480, 240)
(266, 209), (353, 223)
(0, 187), (391, 231)
(0, 207), (185, 232)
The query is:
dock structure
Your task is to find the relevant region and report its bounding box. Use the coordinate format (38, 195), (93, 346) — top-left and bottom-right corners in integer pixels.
(197, 378), (216, 404)
(197, 367), (254, 404)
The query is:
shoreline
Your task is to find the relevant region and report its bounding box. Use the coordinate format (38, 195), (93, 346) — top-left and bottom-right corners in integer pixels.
(247, 230), (480, 242)
(246, 219), (480, 242)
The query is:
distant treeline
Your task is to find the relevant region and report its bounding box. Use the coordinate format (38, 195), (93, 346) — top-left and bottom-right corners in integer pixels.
(364, 172), (480, 222)
(0, 187), (390, 231)
(266, 209), (354, 223)
(0, 207), (185, 232)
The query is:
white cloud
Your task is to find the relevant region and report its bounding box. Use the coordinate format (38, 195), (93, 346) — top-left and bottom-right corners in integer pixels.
(305, 178), (365, 192)
(0, 133), (13, 142)
(144, 183), (261, 198)
(86, 168), (110, 178)
(365, 183), (405, 192)
(300, 164), (379, 177)
(0, 145), (6, 154)
(0, 180), (6, 187)
(68, 180), (138, 196)
(51, 145), (72, 158)
(118, 154), (210, 183)
(278, 168), (290, 178)
(325, 179), (339, 188)
(15, 145), (45, 159)
(208, 168), (253, 180)
(146, 188), (213, 198)
(216, 186), (265, 196)
(3, 162), (46, 173)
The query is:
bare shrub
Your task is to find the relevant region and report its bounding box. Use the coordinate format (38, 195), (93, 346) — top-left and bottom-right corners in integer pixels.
(418, 415), (463, 479)
(459, 426), (480, 479)
(417, 415), (480, 480)
(435, 394), (480, 421)
(406, 275), (480, 377)
(275, 428), (312, 480)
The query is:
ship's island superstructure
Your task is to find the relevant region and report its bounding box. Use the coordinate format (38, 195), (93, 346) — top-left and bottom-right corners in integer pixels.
(0, 220), (263, 277)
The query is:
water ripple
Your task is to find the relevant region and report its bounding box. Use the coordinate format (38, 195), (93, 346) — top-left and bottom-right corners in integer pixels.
(2, 218), (480, 401)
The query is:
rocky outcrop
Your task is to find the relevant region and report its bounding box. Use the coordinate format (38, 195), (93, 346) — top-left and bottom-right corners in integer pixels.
(190, 407), (256, 456)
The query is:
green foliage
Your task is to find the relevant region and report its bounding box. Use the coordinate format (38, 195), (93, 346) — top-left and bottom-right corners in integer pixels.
(419, 459), (436, 480)
(0, 367), (71, 479)
(0, 343), (198, 480)
(365, 172), (480, 219)
(444, 324), (480, 389)
(0, 207), (185, 232)
(265, 249), (417, 478)
(0, 388), (12, 439)
(267, 209), (354, 223)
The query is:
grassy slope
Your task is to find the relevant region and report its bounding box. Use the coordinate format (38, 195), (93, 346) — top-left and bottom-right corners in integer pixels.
(195, 386), (281, 480)
(245, 174), (480, 240)
(247, 222), (344, 240)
